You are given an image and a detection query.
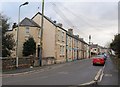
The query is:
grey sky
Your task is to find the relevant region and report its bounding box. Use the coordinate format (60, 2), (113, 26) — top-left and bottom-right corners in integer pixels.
(0, 0), (119, 47)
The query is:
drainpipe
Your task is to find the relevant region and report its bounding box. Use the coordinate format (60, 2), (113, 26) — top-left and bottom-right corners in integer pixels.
(89, 35), (91, 58)
(66, 34), (68, 62)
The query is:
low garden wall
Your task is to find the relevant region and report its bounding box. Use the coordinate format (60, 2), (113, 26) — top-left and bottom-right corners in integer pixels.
(2, 56), (55, 71)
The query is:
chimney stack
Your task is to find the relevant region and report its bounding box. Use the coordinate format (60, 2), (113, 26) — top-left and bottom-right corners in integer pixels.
(57, 23), (63, 28)
(12, 23), (17, 29)
(75, 35), (79, 38)
(68, 28), (73, 35)
(80, 38), (83, 41)
(53, 20), (56, 24)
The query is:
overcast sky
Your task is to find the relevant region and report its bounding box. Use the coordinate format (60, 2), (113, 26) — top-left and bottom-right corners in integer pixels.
(0, 0), (119, 47)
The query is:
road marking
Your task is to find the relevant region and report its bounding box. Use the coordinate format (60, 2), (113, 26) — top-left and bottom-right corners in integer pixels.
(79, 65), (105, 86)
(94, 68), (102, 81)
(79, 80), (96, 85)
(104, 74), (112, 77)
(98, 72), (104, 82)
(97, 64), (105, 82)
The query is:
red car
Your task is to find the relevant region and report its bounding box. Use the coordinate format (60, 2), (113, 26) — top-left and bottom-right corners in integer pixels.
(92, 56), (105, 66)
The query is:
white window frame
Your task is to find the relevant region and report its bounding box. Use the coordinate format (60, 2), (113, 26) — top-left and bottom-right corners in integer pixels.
(61, 32), (64, 42)
(62, 46), (65, 55)
(26, 26), (29, 34)
(58, 30), (60, 41)
(60, 45), (65, 55)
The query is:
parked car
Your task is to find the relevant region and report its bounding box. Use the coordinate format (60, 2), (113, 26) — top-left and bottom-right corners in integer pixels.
(92, 55), (105, 66)
(97, 54), (107, 60)
(103, 53), (108, 60)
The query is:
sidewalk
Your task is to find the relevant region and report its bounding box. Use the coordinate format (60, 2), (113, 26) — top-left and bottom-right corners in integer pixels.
(1, 61), (73, 77)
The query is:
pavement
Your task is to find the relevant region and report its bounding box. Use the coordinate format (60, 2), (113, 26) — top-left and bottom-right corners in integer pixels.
(1, 60), (77, 77)
(2, 58), (90, 75)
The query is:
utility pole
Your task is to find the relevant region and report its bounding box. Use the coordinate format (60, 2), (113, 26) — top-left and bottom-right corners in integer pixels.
(89, 35), (91, 58)
(39, 0), (44, 66)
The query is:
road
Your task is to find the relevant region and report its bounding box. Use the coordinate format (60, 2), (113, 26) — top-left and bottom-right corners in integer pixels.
(98, 57), (118, 85)
(2, 58), (103, 85)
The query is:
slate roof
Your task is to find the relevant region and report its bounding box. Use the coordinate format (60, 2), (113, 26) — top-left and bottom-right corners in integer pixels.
(31, 12), (67, 32)
(19, 17), (41, 28)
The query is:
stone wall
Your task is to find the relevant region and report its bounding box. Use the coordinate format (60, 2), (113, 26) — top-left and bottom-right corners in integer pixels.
(42, 57), (55, 66)
(2, 56), (39, 71)
(2, 56), (55, 71)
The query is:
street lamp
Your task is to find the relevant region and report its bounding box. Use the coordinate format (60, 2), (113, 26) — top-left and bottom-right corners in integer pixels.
(89, 35), (91, 58)
(16, 2), (29, 68)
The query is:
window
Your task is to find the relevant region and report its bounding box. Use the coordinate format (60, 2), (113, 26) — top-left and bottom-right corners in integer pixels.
(61, 32), (64, 42)
(38, 29), (41, 38)
(62, 46), (64, 55)
(69, 37), (72, 47)
(60, 46), (62, 55)
(94, 49), (97, 51)
(60, 45), (65, 55)
(26, 27), (29, 34)
(69, 49), (71, 57)
(58, 30), (60, 41)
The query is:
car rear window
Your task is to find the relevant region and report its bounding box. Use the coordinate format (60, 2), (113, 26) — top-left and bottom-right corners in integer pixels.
(97, 55), (104, 57)
(93, 55), (104, 58)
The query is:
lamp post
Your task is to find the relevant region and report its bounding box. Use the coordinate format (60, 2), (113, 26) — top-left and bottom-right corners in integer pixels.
(89, 35), (91, 58)
(16, 2), (29, 68)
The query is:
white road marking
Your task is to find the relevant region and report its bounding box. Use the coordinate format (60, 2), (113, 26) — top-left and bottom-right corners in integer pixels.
(98, 72), (104, 82)
(104, 74), (112, 77)
(79, 80), (96, 85)
(79, 65), (105, 86)
(94, 68), (102, 81)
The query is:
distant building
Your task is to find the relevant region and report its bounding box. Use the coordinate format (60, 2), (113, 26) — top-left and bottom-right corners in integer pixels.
(90, 44), (108, 56)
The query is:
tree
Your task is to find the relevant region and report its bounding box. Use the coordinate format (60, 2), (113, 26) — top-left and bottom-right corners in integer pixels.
(1, 13), (15, 57)
(23, 37), (36, 56)
(110, 34), (120, 58)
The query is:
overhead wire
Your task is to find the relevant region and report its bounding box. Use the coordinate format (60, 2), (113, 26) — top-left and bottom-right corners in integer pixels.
(49, 2), (87, 36)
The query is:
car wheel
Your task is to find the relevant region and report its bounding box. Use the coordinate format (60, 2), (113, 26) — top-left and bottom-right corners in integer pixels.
(93, 63), (95, 66)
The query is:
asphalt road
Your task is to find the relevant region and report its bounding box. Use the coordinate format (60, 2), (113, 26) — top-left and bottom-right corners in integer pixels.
(2, 58), (103, 85)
